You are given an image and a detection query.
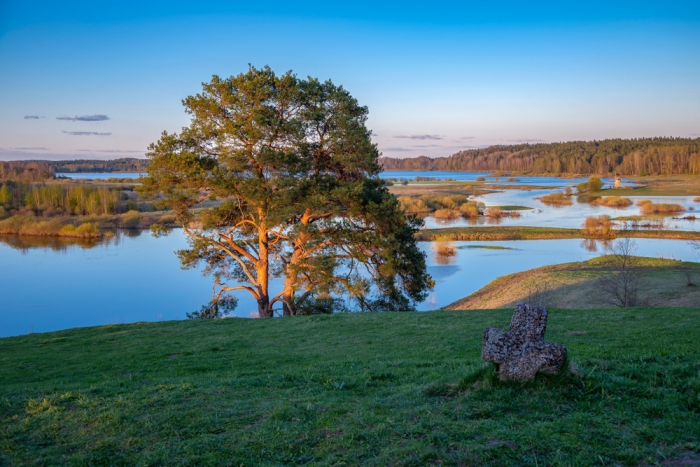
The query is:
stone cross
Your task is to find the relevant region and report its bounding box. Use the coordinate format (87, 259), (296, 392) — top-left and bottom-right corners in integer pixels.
(482, 303), (567, 382)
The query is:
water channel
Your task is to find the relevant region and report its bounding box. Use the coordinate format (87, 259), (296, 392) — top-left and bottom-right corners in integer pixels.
(1, 171), (696, 338)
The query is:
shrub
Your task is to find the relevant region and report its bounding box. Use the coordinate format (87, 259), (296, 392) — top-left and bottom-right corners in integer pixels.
(398, 196), (428, 213)
(577, 177), (603, 193)
(431, 236), (457, 265)
(475, 176), (486, 182)
(485, 206), (503, 218)
(638, 201), (685, 215)
(459, 201), (482, 218)
(694, 197), (700, 202)
(587, 176), (603, 192)
(0, 215), (100, 237)
(582, 215), (615, 237)
(120, 210), (142, 227)
(433, 208), (461, 219)
(590, 196), (632, 208)
(536, 192), (573, 205)
(0, 206), (7, 220)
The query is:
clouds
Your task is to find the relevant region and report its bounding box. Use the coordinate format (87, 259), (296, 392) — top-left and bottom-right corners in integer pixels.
(62, 131), (111, 136)
(459, 136), (476, 140)
(57, 115), (110, 122)
(23, 115), (44, 119)
(382, 147), (415, 152)
(394, 134), (444, 140)
(13, 147), (47, 150)
(77, 149), (142, 153)
(506, 138), (546, 143)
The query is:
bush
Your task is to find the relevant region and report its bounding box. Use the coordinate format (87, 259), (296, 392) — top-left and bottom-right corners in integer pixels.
(577, 177), (603, 193)
(0, 206), (8, 220)
(536, 192), (573, 205)
(590, 196), (632, 208)
(587, 177), (603, 192)
(431, 236), (457, 265)
(0, 215), (100, 237)
(120, 210), (142, 227)
(582, 215), (614, 237)
(459, 201), (482, 218)
(485, 206), (503, 218)
(433, 208), (461, 219)
(637, 201), (685, 215)
(397, 196), (428, 213)
(475, 176), (486, 182)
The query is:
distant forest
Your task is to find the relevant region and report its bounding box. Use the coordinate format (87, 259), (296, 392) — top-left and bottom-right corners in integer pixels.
(0, 158), (148, 182)
(379, 138), (700, 176)
(48, 158), (149, 173)
(0, 161), (55, 182)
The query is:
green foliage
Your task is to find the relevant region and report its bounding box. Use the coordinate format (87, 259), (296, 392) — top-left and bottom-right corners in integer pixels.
(0, 181), (123, 216)
(380, 137), (700, 175)
(186, 296), (238, 319)
(46, 158), (148, 174)
(0, 183), (13, 205)
(0, 308), (698, 465)
(586, 176), (603, 192)
(120, 210), (141, 227)
(139, 66), (433, 317)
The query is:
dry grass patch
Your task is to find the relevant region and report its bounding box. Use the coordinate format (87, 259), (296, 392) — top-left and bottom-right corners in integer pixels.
(582, 215), (615, 237)
(636, 199), (686, 214)
(536, 192), (572, 206)
(0, 215), (101, 237)
(590, 196), (632, 208)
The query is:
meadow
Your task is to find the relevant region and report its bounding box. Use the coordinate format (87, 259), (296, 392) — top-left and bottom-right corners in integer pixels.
(1, 308), (699, 466)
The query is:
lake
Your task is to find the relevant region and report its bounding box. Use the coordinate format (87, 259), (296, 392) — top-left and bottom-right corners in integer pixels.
(380, 170), (631, 187)
(0, 229), (696, 338)
(59, 172), (145, 180)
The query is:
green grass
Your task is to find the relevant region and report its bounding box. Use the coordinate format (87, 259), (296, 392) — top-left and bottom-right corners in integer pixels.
(1, 310), (699, 466)
(445, 257), (700, 310)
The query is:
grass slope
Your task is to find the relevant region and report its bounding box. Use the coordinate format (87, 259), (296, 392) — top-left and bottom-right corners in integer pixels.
(444, 257), (700, 310)
(1, 310), (699, 466)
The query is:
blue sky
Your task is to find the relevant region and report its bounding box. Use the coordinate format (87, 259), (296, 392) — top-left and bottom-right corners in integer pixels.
(0, 1), (698, 161)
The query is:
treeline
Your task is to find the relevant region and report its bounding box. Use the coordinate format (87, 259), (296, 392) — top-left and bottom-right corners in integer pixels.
(0, 181), (130, 218)
(0, 161), (55, 182)
(379, 137), (700, 176)
(26, 158), (149, 174)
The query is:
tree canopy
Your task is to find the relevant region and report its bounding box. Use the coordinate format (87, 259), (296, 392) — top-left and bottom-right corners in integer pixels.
(380, 138), (700, 176)
(139, 66), (433, 317)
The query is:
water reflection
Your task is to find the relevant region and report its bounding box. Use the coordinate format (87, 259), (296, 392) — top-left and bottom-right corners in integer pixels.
(0, 235), (105, 252)
(580, 238), (613, 253)
(0, 229), (145, 252)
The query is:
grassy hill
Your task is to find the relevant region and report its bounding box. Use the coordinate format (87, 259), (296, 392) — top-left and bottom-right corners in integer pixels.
(1, 309), (699, 465)
(444, 257), (700, 310)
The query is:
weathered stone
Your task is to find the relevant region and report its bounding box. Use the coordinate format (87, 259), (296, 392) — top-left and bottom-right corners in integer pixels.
(481, 303), (567, 382)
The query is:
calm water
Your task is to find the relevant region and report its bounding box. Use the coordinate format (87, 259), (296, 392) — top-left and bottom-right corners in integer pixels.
(59, 172), (145, 180)
(421, 190), (700, 231)
(380, 170), (629, 188)
(0, 230), (695, 338)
